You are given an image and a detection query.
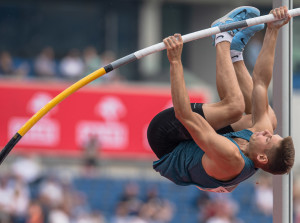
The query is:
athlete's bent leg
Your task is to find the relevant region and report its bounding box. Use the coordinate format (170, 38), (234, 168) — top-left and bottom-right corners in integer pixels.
(147, 103), (203, 159)
(203, 41), (244, 130)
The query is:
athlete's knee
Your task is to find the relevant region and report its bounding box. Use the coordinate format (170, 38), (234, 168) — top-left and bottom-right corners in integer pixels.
(230, 105), (244, 123)
(224, 94), (245, 121)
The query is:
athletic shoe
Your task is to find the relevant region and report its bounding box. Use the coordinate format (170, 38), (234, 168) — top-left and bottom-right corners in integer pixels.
(211, 6), (260, 45)
(231, 23), (265, 52)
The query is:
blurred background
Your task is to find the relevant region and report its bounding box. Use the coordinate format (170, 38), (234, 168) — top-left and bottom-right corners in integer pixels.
(0, 0), (299, 223)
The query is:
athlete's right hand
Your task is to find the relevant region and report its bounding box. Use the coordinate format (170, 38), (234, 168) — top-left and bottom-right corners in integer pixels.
(163, 34), (183, 64)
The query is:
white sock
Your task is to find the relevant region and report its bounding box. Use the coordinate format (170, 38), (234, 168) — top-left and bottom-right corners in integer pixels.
(215, 32), (233, 46)
(230, 50), (243, 63)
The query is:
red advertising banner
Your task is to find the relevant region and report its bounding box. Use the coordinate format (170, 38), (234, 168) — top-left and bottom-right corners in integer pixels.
(0, 80), (208, 159)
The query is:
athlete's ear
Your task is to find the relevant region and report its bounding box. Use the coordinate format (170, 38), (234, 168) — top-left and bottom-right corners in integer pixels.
(257, 154), (268, 165)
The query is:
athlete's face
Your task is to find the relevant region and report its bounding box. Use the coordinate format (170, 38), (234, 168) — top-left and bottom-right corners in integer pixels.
(250, 130), (282, 153)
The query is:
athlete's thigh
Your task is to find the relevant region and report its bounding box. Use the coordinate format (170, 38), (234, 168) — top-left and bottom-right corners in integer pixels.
(231, 114), (252, 131)
(230, 107), (276, 132)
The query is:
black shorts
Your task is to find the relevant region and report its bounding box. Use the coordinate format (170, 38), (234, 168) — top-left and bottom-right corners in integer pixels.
(147, 103), (234, 159)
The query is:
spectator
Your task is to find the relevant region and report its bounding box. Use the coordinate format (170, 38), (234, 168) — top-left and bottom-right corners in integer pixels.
(10, 177), (30, 223)
(141, 186), (174, 223)
(68, 191), (91, 220)
(76, 211), (107, 223)
(0, 51), (15, 75)
(39, 175), (64, 208)
(143, 186), (161, 204)
(129, 211), (148, 223)
(48, 205), (70, 223)
(254, 173), (273, 216)
(83, 46), (102, 75)
(81, 133), (100, 177)
(111, 202), (132, 223)
(0, 175), (14, 223)
(59, 49), (85, 79)
(11, 154), (42, 184)
(60, 180), (89, 221)
(151, 199), (174, 223)
(205, 197), (243, 223)
(0, 51), (28, 78)
(119, 182), (142, 216)
(34, 47), (57, 78)
(195, 191), (214, 222)
(27, 200), (44, 223)
(100, 51), (122, 83)
(136, 202), (156, 223)
(90, 211), (107, 223)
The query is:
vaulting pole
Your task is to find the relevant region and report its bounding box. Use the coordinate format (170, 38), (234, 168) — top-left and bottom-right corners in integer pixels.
(1, 8), (300, 165)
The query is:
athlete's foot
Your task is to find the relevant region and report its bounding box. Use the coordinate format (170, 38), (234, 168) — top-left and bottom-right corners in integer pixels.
(211, 6), (260, 45)
(231, 23), (265, 52)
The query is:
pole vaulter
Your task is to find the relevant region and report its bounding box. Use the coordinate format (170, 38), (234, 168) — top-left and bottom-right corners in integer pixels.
(0, 7), (300, 165)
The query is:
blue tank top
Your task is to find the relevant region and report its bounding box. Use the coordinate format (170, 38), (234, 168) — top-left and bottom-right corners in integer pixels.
(153, 129), (257, 193)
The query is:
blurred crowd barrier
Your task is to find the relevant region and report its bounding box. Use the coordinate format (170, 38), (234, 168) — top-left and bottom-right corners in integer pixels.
(0, 48), (123, 83)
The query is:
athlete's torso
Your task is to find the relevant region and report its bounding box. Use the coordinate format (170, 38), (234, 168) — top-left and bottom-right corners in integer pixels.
(153, 129), (258, 193)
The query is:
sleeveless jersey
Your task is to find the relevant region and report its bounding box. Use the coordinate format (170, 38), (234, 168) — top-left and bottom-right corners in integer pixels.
(153, 129), (257, 193)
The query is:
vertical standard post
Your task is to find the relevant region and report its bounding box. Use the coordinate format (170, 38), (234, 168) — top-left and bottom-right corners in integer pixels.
(272, 0), (293, 223)
(138, 0), (162, 77)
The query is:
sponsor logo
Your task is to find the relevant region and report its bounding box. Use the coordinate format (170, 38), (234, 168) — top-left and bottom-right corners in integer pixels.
(77, 96), (128, 149)
(9, 118), (60, 146)
(8, 92), (60, 146)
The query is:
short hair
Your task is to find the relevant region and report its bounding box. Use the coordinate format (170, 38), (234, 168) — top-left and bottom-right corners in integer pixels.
(263, 136), (295, 175)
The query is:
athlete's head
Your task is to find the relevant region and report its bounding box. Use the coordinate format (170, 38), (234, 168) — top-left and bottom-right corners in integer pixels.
(248, 130), (295, 174)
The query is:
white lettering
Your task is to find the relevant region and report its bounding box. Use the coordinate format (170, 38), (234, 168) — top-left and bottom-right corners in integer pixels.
(76, 121), (128, 149)
(95, 96), (126, 121)
(8, 117), (60, 146)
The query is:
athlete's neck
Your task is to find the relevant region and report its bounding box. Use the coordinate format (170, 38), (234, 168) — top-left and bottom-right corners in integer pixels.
(234, 138), (250, 157)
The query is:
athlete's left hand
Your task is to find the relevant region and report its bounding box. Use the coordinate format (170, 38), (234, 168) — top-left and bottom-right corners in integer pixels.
(268, 6), (291, 29)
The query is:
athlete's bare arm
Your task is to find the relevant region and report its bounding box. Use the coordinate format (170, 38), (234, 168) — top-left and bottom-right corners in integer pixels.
(249, 6), (291, 133)
(164, 34), (244, 176)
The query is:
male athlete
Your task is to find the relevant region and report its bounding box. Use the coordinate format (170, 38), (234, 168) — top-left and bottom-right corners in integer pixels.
(147, 6), (295, 193)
